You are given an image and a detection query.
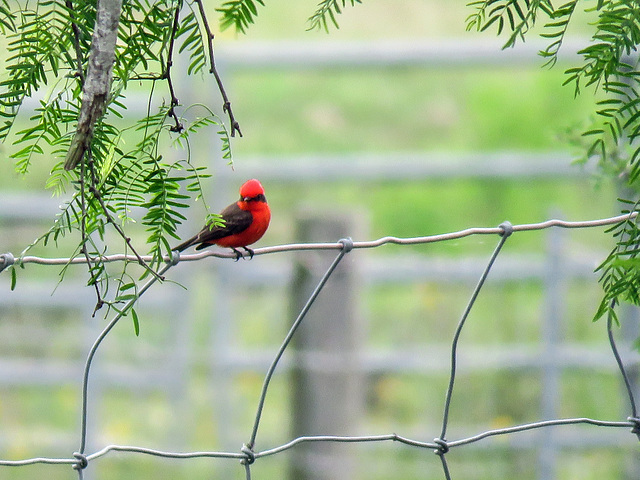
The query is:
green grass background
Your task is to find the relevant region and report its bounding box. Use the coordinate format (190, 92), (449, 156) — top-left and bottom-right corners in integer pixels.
(1, 2), (637, 480)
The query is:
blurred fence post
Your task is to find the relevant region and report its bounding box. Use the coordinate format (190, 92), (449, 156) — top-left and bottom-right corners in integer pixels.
(538, 221), (566, 480)
(616, 187), (640, 480)
(289, 211), (365, 480)
(620, 304), (640, 480)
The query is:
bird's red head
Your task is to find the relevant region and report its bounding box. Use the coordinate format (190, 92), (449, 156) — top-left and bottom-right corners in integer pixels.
(240, 179), (266, 201)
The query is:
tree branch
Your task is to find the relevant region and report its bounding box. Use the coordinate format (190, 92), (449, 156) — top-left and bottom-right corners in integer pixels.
(64, 0), (123, 170)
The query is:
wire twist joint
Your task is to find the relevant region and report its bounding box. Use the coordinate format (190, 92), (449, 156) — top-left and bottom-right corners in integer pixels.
(168, 250), (181, 266)
(72, 452), (88, 471)
(240, 444), (256, 465)
(433, 437), (449, 456)
(338, 237), (354, 253)
(0, 252), (14, 273)
(629, 417), (640, 440)
(499, 221), (514, 238)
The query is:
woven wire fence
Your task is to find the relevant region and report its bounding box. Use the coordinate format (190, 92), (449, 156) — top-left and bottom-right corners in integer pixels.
(1, 213), (640, 480)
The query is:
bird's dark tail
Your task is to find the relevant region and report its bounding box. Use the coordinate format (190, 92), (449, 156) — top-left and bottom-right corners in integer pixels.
(172, 235), (199, 252)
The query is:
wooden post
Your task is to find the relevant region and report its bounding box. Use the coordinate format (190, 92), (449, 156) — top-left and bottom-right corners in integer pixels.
(289, 212), (364, 480)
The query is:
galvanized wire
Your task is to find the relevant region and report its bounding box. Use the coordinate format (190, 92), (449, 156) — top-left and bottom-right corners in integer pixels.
(436, 221), (513, 479)
(77, 259), (177, 457)
(1, 215), (639, 480)
(3, 212), (636, 268)
(245, 238), (354, 455)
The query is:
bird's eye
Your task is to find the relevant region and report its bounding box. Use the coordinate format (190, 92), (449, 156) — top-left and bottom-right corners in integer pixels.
(244, 194), (265, 202)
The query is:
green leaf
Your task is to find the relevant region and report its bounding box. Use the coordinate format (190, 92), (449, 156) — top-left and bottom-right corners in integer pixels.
(10, 265), (17, 290)
(131, 308), (140, 336)
(217, 0), (265, 34)
(307, 0), (363, 32)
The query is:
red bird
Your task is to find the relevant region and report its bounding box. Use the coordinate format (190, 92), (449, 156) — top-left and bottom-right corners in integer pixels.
(173, 179), (271, 259)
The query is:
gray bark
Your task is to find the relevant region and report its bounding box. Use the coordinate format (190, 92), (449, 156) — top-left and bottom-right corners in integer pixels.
(64, 0), (122, 171)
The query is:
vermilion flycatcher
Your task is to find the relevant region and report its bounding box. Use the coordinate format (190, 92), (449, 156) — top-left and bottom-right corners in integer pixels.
(173, 179), (271, 259)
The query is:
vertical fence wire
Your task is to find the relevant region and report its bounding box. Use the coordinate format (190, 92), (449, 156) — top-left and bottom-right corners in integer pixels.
(244, 238), (354, 466)
(436, 221), (513, 479)
(74, 257), (179, 476)
(607, 301), (640, 439)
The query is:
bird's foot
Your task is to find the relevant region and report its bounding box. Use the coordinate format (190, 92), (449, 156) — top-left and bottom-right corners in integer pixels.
(230, 247), (255, 261)
(231, 248), (243, 261)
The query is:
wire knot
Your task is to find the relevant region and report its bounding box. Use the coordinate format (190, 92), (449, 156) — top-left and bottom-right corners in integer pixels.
(241, 443), (256, 465)
(433, 437), (449, 456)
(498, 221), (513, 238)
(338, 237), (354, 253)
(168, 250), (181, 266)
(0, 252), (15, 273)
(629, 416), (640, 440)
(72, 452), (88, 470)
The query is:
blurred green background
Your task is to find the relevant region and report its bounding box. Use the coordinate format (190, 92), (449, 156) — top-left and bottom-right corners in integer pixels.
(1, 2), (639, 480)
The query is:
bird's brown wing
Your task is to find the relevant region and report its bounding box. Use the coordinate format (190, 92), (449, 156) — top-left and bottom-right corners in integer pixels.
(173, 203), (254, 252)
(192, 203), (253, 250)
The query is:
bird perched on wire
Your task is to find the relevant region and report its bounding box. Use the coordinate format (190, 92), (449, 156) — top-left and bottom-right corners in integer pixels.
(173, 179), (271, 260)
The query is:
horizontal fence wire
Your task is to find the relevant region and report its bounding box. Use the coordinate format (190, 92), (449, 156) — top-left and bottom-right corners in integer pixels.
(1, 212), (637, 268)
(1, 213), (640, 480)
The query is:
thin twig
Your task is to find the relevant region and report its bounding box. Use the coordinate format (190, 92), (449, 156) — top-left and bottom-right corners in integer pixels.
(65, 0), (86, 84)
(85, 153), (163, 281)
(129, 73), (165, 81)
(194, 0), (242, 137)
(79, 148), (104, 315)
(165, 0), (184, 133)
(89, 182), (163, 281)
